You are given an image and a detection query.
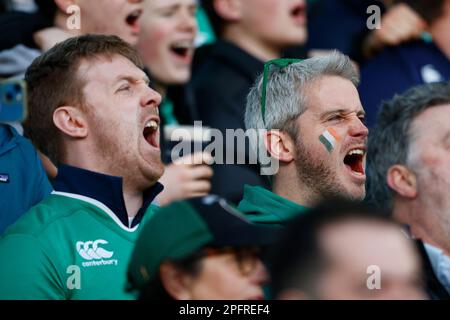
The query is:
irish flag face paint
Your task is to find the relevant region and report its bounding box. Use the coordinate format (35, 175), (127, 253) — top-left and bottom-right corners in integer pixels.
(319, 128), (342, 153)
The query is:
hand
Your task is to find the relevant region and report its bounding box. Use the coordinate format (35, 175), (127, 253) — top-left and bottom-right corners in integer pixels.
(377, 3), (426, 45)
(156, 152), (214, 206)
(364, 3), (427, 57)
(33, 27), (74, 51)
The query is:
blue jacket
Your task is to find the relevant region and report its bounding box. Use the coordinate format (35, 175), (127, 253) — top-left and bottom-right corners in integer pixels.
(0, 124), (52, 234)
(359, 40), (450, 127)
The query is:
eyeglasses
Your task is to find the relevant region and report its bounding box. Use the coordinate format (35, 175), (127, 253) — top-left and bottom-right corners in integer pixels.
(203, 247), (263, 276)
(260, 58), (303, 126)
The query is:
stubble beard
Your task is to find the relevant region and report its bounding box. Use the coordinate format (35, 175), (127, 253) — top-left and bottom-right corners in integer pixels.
(294, 136), (353, 202)
(91, 117), (163, 190)
(414, 165), (450, 252)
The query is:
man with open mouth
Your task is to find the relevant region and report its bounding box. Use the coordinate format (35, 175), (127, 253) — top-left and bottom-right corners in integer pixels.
(1, 0), (145, 79)
(238, 52), (368, 225)
(0, 35), (165, 299)
(189, 0), (308, 204)
(35, 0), (144, 46)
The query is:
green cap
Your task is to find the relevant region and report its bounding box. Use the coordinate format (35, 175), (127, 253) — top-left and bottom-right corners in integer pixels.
(127, 195), (280, 291)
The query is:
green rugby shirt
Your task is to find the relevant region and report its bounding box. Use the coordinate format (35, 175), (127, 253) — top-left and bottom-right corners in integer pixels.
(0, 192), (159, 300)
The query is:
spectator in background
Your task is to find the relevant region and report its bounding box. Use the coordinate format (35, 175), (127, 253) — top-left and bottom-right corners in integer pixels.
(306, 0), (427, 63)
(34, 0), (143, 47)
(359, 0), (450, 127)
(366, 82), (450, 299)
(239, 53), (368, 226)
(269, 199), (426, 300)
(137, 0), (213, 206)
(127, 196), (278, 300)
(0, 0), (146, 182)
(188, 0), (308, 204)
(0, 35), (164, 299)
(0, 0), (144, 78)
(307, 0), (385, 61)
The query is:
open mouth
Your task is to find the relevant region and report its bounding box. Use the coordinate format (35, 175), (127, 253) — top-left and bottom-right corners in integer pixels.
(143, 119), (160, 149)
(125, 9), (142, 32)
(169, 41), (194, 61)
(343, 148), (365, 176)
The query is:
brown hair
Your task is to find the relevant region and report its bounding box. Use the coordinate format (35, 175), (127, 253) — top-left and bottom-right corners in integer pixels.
(23, 34), (143, 163)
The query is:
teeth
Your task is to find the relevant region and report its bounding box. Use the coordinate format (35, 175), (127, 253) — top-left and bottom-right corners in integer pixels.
(171, 41), (193, 50)
(347, 149), (364, 156)
(145, 120), (158, 131)
(129, 10), (141, 18)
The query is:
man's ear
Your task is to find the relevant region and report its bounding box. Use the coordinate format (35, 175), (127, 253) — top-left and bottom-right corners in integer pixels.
(159, 262), (193, 300)
(53, 106), (88, 139)
(387, 164), (418, 199)
(54, 0), (77, 13)
(264, 130), (295, 164)
(213, 0), (243, 21)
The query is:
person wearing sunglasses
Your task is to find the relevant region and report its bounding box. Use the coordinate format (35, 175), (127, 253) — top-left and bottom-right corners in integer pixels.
(127, 195), (279, 300)
(238, 52), (368, 225)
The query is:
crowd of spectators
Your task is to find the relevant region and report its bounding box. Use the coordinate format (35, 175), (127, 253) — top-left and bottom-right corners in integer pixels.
(0, 0), (449, 300)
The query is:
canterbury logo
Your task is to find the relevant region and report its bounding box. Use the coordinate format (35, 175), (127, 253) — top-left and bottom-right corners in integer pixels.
(76, 239), (114, 260)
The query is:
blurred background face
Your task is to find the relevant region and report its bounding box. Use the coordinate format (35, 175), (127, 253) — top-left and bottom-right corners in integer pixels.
(76, 0), (143, 45)
(407, 104), (450, 250)
(181, 248), (268, 300)
(137, 0), (198, 86)
(239, 0), (307, 48)
(314, 220), (426, 300)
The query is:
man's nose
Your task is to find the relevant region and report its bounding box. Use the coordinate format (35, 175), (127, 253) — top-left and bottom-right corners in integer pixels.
(349, 117), (369, 139)
(178, 10), (197, 33)
(249, 259), (269, 285)
(141, 86), (162, 110)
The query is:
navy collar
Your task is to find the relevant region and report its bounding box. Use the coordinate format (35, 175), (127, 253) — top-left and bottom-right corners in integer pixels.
(53, 164), (163, 228)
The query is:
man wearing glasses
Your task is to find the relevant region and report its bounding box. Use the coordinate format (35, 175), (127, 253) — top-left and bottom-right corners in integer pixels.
(238, 52), (369, 225)
(127, 195), (279, 300)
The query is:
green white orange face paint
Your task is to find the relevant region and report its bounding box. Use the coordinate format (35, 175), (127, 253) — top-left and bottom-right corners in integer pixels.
(319, 127), (342, 153)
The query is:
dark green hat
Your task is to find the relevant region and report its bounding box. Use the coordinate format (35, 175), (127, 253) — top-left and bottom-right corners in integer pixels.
(127, 195), (280, 291)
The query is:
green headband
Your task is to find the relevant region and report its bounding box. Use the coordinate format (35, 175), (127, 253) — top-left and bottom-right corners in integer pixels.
(260, 58), (303, 126)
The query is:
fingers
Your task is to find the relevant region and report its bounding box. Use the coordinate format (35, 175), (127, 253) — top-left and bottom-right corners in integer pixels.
(187, 165), (214, 180)
(377, 3), (427, 46)
(184, 180), (212, 197)
(173, 152), (213, 166)
(156, 162), (213, 205)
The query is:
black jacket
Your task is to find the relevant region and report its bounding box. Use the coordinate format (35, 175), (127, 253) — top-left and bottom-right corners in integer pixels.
(0, 11), (51, 51)
(189, 40), (270, 204)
